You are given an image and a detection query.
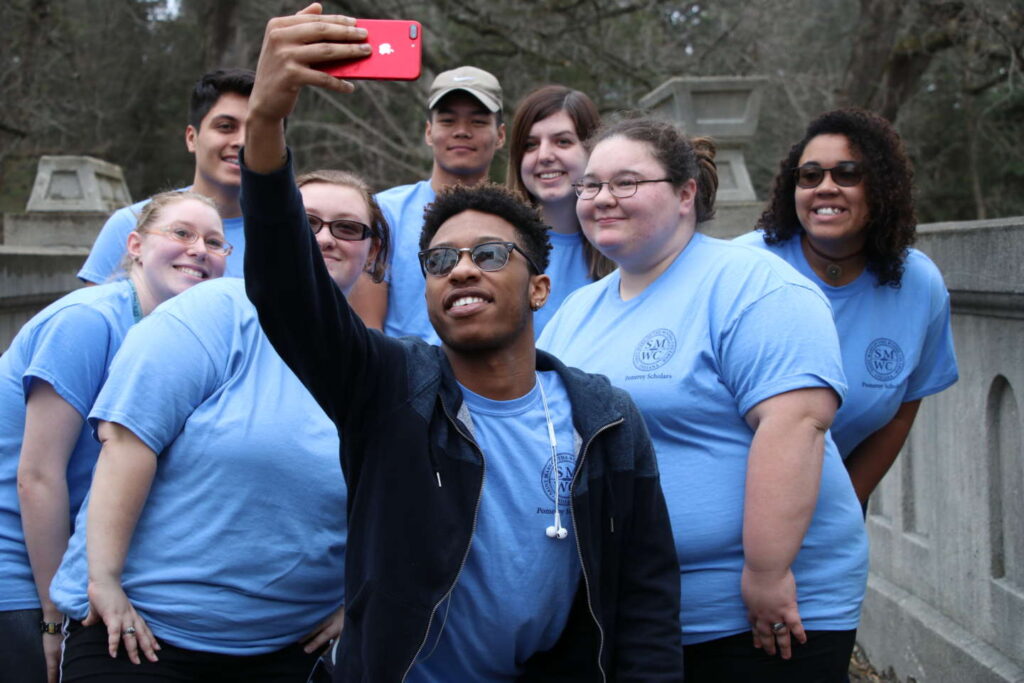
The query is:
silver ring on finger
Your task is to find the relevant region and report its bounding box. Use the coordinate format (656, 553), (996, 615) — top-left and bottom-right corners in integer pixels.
(771, 622), (786, 634)
(122, 626), (137, 636)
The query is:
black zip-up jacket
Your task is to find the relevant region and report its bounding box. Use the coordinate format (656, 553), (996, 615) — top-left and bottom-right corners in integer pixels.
(241, 153), (683, 682)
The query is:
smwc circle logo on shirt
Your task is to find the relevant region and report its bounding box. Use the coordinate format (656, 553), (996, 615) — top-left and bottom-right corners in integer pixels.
(633, 329), (677, 371)
(865, 338), (905, 382)
(542, 452), (576, 507)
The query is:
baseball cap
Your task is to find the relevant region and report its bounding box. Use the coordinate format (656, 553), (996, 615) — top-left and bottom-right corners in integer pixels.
(427, 66), (503, 113)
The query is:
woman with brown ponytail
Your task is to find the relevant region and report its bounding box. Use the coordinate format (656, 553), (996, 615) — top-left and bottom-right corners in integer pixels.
(540, 117), (868, 681)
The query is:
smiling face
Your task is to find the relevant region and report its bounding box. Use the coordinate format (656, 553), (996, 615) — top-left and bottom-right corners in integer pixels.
(300, 182), (379, 295)
(577, 135), (695, 275)
(128, 198), (226, 311)
(185, 92), (248, 199)
(795, 133), (870, 252)
(426, 92), (506, 182)
(520, 110), (587, 207)
(424, 210), (548, 353)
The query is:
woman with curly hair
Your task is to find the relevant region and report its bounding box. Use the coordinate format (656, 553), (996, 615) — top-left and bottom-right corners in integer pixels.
(507, 85), (616, 336)
(736, 108), (958, 504)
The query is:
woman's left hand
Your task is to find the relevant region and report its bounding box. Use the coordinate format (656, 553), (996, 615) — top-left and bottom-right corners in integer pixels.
(84, 578), (160, 664)
(300, 604), (345, 655)
(741, 563), (806, 659)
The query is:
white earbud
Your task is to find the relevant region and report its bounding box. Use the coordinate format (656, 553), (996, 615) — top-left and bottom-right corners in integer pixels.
(539, 374), (569, 541)
(546, 510), (568, 540)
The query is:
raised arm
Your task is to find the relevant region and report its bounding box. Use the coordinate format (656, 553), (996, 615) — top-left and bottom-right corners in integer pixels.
(244, 5), (367, 174)
(243, 5), (405, 424)
(741, 386), (837, 659)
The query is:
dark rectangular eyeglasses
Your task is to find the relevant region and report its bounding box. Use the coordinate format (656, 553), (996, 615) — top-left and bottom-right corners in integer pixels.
(307, 214), (375, 241)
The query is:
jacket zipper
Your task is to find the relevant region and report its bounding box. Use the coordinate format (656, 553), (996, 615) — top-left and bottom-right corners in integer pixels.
(569, 416), (623, 683)
(401, 400), (487, 682)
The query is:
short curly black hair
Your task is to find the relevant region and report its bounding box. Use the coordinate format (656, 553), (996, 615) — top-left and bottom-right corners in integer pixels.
(756, 108), (917, 287)
(419, 183), (552, 273)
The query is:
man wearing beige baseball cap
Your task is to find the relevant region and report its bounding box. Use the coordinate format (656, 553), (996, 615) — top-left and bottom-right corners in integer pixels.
(348, 66), (506, 343)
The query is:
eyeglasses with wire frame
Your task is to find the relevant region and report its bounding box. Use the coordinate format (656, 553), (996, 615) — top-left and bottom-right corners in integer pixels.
(418, 241), (541, 277)
(143, 223), (233, 256)
(573, 175), (673, 200)
(307, 214), (376, 241)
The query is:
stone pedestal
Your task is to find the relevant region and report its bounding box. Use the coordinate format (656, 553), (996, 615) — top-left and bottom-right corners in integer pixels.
(3, 212), (108, 249)
(639, 76), (768, 206)
(2, 155), (130, 250)
(26, 155), (131, 213)
(698, 201), (763, 239)
(0, 155), (130, 349)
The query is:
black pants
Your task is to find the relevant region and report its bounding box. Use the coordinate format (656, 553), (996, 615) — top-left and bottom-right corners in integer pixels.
(61, 620), (326, 682)
(0, 608), (46, 683)
(683, 629), (856, 683)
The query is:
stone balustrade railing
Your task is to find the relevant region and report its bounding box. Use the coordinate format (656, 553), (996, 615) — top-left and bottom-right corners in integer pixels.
(859, 216), (1024, 682)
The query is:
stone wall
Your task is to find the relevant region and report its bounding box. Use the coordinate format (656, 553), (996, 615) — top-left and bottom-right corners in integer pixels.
(859, 216), (1024, 682)
(0, 245), (87, 348)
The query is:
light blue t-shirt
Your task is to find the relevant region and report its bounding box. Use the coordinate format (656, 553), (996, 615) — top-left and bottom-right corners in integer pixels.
(409, 372), (581, 680)
(50, 279), (346, 655)
(734, 231), (959, 457)
(78, 191), (247, 283)
(0, 281), (136, 611)
(539, 233), (868, 645)
(376, 180), (439, 344)
(533, 231), (592, 339)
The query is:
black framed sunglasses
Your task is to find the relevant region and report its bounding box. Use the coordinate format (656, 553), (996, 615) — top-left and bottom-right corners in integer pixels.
(418, 241), (541, 277)
(307, 214), (375, 241)
(793, 162), (865, 189)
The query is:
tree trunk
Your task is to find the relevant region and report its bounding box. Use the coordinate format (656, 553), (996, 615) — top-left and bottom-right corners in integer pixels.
(202, 0), (241, 69)
(838, 0), (906, 113)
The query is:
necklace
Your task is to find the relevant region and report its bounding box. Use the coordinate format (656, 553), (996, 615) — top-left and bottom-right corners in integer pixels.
(802, 236), (864, 282)
(126, 279), (144, 323)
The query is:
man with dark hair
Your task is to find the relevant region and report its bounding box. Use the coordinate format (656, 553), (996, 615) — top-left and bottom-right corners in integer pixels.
(346, 65), (506, 343)
(240, 7), (683, 682)
(418, 183), (552, 270)
(78, 68), (254, 283)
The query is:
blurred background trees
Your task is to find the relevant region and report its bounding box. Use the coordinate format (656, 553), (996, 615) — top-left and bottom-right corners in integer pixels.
(1, 0), (1021, 222)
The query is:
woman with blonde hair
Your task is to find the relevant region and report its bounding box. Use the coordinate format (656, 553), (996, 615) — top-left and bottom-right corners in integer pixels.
(1, 191), (227, 682)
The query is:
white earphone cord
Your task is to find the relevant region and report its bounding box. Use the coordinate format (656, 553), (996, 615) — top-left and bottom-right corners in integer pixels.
(538, 374), (567, 540)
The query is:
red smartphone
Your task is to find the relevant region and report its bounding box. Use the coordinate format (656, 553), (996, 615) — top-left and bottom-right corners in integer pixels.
(316, 19), (422, 81)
